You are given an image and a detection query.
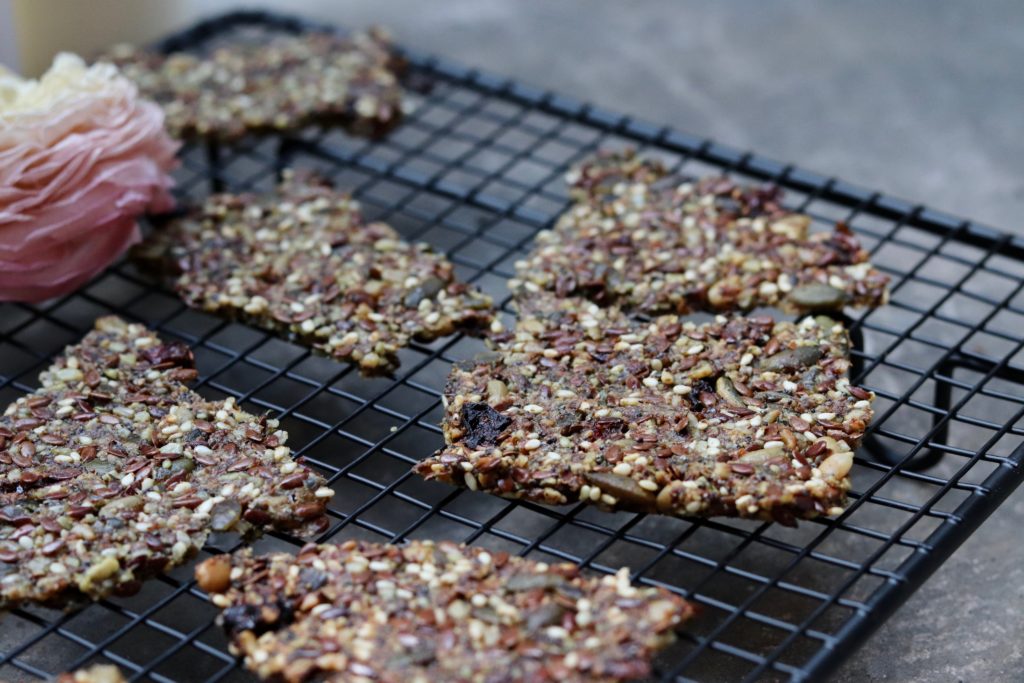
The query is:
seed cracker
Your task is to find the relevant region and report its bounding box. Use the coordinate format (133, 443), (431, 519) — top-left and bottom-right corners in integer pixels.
(511, 149), (889, 316)
(196, 539), (692, 682)
(417, 295), (873, 524)
(0, 317), (332, 609)
(136, 172), (495, 375)
(104, 30), (404, 141)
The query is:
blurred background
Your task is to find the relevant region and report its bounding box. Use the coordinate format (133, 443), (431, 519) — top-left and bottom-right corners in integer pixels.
(2, 0), (1022, 235)
(3, 1), (1023, 681)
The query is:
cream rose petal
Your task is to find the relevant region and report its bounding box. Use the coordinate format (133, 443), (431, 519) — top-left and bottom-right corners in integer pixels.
(0, 53), (180, 302)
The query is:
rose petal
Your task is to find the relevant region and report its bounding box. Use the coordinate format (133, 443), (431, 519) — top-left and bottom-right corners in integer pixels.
(0, 214), (141, 302)
(1, 53), (180, 302)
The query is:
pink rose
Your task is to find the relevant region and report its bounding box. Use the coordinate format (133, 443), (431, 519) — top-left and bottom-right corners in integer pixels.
(0, 53), (179, 302)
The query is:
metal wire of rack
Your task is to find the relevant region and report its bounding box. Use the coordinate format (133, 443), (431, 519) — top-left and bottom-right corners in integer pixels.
(2, 11), (1023, 683)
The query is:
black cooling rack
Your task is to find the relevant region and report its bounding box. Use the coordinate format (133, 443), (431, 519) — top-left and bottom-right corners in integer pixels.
(2, 11), (1024, 683)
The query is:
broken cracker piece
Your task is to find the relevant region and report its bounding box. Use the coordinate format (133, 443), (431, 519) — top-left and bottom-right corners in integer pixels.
(0, 317), (332, 609)
(198, 539), (692, 682)
(417, 295), (871, 525)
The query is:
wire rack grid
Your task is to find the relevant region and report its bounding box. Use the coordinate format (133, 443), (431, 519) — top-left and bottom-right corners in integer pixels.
(1, 11), (1023, 683)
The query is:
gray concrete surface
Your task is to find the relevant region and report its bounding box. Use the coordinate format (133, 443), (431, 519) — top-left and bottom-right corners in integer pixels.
(834, 494), (1024, 683)
(232, 0), (1024, 234)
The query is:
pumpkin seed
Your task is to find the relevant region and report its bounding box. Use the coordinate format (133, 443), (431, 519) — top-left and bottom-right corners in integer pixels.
(210, 499), (242, 531)
(715, 376), (745, 407)
(526, 603), (566, 633)
(739, 446), (785, 463)
(402, 276), (446, 307)
(759, 346), (823, 372)
(505, 572), (566, 592)
(99, 496), (142, 517)
(788, 283), (847, 310)
(486, 379), (509, 402)
(585, 471), (656, 510)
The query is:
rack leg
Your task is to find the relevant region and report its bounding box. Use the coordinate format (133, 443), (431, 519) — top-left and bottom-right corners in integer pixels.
(206, 140), (225, 193)
(848, 319), (953, 470)
(276, 137), (298, 181)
